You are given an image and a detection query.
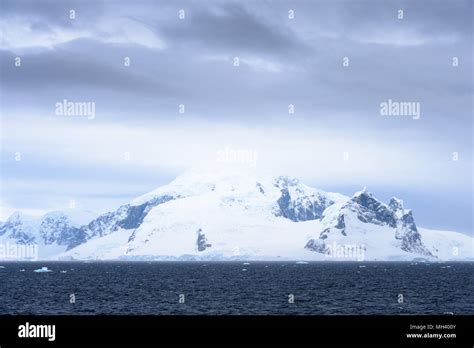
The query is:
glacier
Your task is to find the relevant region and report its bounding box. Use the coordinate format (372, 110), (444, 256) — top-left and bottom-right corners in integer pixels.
(0, 169), (472, 261)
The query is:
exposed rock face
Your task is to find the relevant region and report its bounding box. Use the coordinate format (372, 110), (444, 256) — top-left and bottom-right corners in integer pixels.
(40, 213), (81, 246)
(349, 189), (397, 228)
(80, 194), (175, 248)
(388, 198), (431, 256)
(305, 238), (329, 254)
(197, 229), (212, 252)
(274, 176), (335, 222)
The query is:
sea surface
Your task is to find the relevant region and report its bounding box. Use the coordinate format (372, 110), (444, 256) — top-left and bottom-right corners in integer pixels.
(0, 262), (472, 315)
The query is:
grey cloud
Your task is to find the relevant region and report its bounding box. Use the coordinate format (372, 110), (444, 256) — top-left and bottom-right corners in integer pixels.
(266, 0), (472, 44)
(1, 0), (105, 26)
(0, 47), (177, 96)
(0, 0), (471, 134)
(159, 3), (307, 57)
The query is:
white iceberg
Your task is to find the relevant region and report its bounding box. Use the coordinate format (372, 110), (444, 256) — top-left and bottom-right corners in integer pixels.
(34, 267), (52, 273)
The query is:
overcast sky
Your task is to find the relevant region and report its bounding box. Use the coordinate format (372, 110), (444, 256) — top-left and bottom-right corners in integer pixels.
(0, 0), (472, 234)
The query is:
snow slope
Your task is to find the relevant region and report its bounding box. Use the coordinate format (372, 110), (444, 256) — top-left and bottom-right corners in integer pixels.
(419, 228), (474, 261)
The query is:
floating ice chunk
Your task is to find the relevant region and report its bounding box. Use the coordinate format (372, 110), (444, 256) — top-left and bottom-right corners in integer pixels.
(20, 269), (25, 272)
(242, 268), (247, 271)
(296, 261), (308, 264)
(60, 270), (67, 273)
(243, 262), (250, 265)
(34, 267), (52, 273)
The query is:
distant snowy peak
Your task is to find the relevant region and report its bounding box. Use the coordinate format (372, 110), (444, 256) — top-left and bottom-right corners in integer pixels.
(0, 212), (38, 244)
(0, 211), (78, 247)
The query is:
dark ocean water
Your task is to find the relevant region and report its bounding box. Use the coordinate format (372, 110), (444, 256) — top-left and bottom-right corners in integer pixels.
(0, 262), (472, 315)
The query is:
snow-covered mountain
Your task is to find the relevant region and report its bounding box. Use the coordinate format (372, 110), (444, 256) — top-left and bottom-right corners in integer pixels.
(0, 211), (79, 259)
(1, 170), (472, 261)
